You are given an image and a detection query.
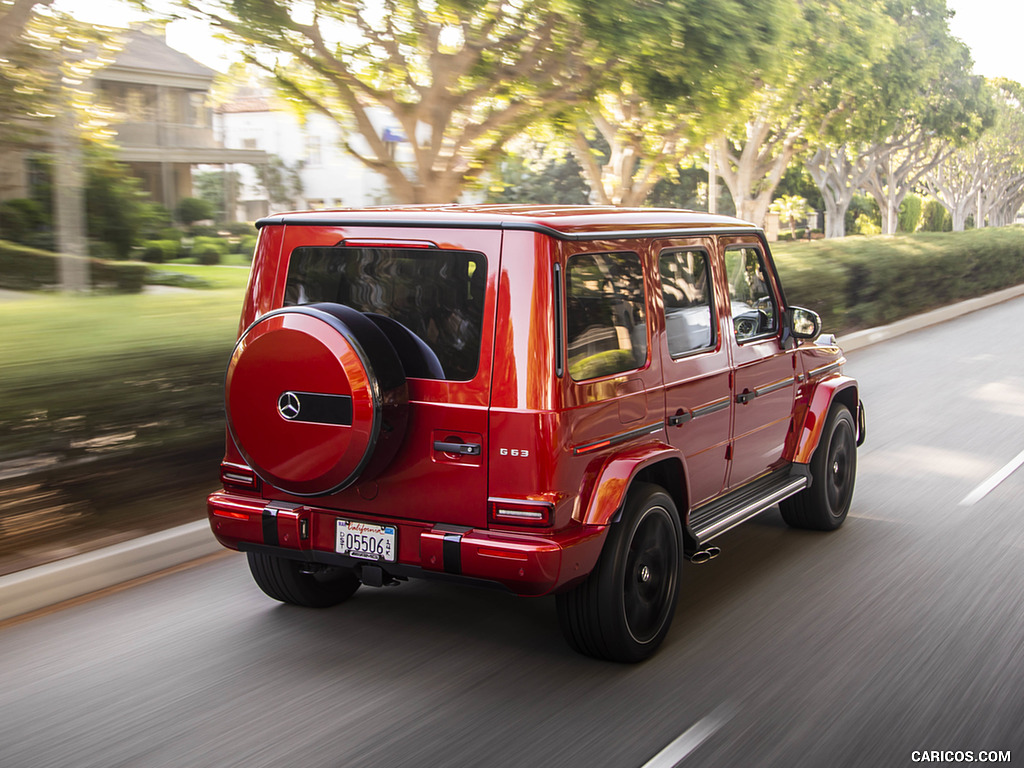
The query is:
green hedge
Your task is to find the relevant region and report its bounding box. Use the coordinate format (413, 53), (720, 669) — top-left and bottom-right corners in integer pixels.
(772, 227), (1024, 333)
(0, 292), (239, 463)
(0, 240), (148, 293)
(140, 239), (182, 263)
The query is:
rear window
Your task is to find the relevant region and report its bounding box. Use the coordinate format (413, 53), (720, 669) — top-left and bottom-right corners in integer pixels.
(284, 247), (486, 381)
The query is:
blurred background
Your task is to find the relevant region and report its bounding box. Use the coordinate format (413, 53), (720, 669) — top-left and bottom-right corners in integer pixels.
(1, 0), (1023, 575)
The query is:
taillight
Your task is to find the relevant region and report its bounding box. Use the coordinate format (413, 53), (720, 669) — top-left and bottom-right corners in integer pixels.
(488, 498), (553, 527)
(220, 462), (260, 492)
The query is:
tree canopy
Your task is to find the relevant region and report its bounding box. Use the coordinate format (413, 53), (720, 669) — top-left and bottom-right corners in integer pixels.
(179, 0), (597, 203)
(562, 0), (792, 206)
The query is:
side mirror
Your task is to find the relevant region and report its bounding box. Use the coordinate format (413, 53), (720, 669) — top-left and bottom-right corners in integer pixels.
(787, 306), (821, 342)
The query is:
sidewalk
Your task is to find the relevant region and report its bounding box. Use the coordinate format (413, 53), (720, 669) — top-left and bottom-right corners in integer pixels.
(2, 283), (1024, 623)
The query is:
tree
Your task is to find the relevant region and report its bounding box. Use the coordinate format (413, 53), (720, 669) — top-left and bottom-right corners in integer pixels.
(0, 0), (49, 56)
(807, 0), (991, 237)
(647, 164), (736, 213)
(568, 89), (696, 207)
(923, 79), (1024, 230)
(790, 0), (983, 237)
(254, 155), (302, 211)
(770, 195), (809, 238)
(176, 197), (215, 226)
(484, 146), (589, 205)
(564, 0), (791, 207)
(177, 0), (596, 204)
(712, 103), (805, 226)
(0, 2), (125, 288)
(25, 144), (171, 258)
(708, 0), (901, 228)
(193, 168), (240, 222)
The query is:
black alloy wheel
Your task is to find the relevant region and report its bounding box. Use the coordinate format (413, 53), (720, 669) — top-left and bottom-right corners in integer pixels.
(557, 483), (682, 662)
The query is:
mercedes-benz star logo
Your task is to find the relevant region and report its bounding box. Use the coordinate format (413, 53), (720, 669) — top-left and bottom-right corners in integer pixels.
(278, 391), (301, 420)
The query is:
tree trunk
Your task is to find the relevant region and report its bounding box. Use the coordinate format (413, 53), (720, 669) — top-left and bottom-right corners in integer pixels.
(805, 145), (872, 239)
(53, 90), (88, 292)
(951, 205), (969, 232)
(713, 117), (801, 228)
(571, 101), (684, 208)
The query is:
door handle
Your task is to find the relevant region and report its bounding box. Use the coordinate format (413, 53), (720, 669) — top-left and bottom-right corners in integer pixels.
(433, 441), (481, 456)
(667, 412), (692, 427)
(736, 390), (756, 405)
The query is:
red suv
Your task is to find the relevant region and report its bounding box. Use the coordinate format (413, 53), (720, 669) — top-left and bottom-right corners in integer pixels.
(208, 205), (865, 662)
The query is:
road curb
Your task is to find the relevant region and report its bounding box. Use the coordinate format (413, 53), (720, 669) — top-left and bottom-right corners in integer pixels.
(2, 283), (1023, 622)
(838, 283), (1024, 353)
(0, 521), (222, 622)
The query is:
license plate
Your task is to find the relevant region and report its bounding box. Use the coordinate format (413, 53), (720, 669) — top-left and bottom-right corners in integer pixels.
(335, 519), (396, 562)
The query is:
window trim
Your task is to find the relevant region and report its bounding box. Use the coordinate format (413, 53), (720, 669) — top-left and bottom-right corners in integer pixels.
(553, 262), (564, 378)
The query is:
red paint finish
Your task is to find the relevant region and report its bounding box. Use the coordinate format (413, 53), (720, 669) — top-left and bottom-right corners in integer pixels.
(208, 205), (859, 600)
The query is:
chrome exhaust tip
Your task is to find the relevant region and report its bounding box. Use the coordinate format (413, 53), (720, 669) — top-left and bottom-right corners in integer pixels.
(688, 546), (722, 564)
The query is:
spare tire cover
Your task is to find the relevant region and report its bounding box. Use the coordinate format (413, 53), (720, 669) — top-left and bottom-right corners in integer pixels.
(225, 303), (408, 496)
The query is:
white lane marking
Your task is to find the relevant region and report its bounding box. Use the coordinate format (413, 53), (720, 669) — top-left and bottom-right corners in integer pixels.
(959, 448), (1024, 507)
(641, 704), (733, 768)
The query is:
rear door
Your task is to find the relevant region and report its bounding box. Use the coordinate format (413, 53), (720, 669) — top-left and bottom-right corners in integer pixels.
(654, 239), (732, 507)
(273, 224), (500, 528)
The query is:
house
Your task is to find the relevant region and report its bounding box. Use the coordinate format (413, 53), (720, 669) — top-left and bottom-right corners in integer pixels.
(215, 86), (401, 219)
(95, 26), (266, 213)
(0, 26), (266, 217)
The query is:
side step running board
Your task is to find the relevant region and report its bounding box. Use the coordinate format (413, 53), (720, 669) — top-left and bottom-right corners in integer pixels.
(688, 471), (808, 547)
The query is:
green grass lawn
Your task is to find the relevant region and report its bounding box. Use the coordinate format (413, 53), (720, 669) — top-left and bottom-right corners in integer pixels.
(0, 284), (246, 459)
(1, 287), (243, 378)
(145, 260), (253, 290)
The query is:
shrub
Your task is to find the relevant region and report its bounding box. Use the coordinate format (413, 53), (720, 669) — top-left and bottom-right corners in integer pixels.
(0, 239), (147, 293)
(141, 243), (165, 263)
(920, 200), (952, 232)
(156, 227), (184, 242)
(223, 221), (256, 236)
(233, 234), (258, 257)
(852, 214), (881, 236)
(0, 198), (48, 245)
(899, 194), (923, 233)
(772, 227), (1024, 332)
(845, 195), (880, 234)
(139, 239), (181, 263)
(88, 240), (116, 260)
(176, 197), (215, 226)
(191, 236), (230, 255)
(188, 223), (220, 238)
(91, 260), (148, 293)
(193, 243), (223, 265)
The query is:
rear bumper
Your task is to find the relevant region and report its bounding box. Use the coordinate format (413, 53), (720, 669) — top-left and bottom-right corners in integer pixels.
(208, 491), (606, 597)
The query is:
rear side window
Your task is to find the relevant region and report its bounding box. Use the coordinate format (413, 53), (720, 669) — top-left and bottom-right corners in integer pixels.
(284, 247), (485, 381)
(659, 249), (715, 357)
(566, 251), (648, 381)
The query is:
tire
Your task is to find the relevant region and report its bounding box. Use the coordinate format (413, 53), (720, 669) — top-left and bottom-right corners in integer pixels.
(780, 405), (857, 531)
(556, 483), (682, 663)
(247, 551), (360, 608)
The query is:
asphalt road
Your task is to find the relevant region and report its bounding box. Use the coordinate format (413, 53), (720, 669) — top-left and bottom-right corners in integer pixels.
(3, 298), (1024, 768)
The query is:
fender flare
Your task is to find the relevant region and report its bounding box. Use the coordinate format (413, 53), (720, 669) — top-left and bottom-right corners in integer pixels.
(575, 442), (687, 527)
(790, 375), (860, 465)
